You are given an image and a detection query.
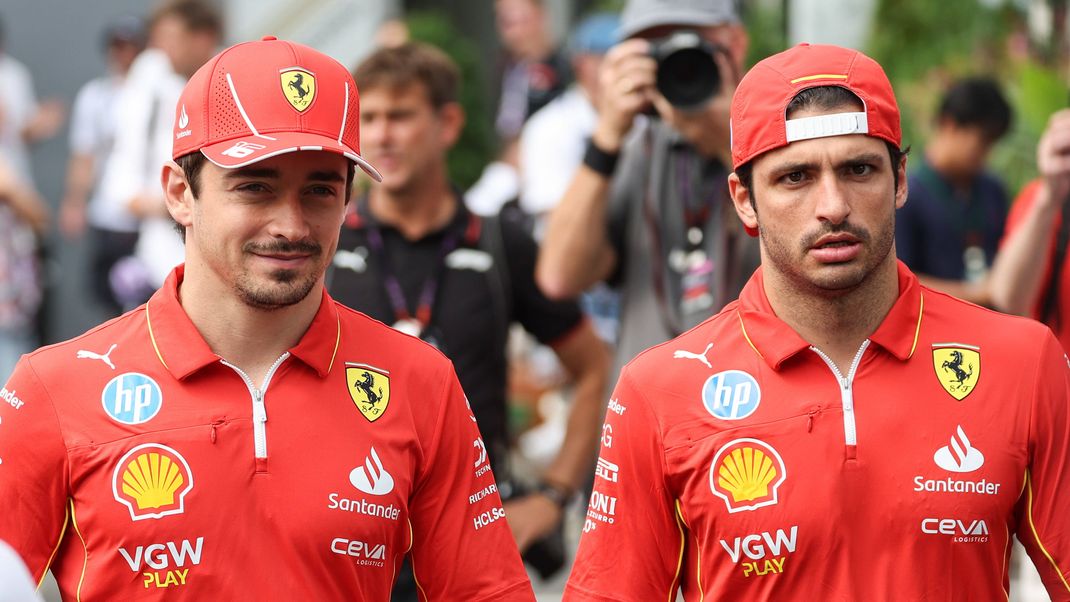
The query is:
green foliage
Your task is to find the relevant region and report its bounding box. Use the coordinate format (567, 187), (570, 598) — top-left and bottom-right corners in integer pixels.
(406, 10), (497, 190)
(743, 1), (788, 70)
(867, 0), (1065, 196)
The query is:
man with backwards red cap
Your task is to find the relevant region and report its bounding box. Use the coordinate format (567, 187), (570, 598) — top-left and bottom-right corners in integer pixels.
(0, 37), (534, 601)
(564, 43), (1070, 601)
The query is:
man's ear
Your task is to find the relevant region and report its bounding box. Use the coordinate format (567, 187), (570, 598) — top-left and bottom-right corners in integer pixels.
(438, 102), (466, 149)
(161, 161), (194, 229)
(728, 171), (759, 233)
(894, 154), (909, 210)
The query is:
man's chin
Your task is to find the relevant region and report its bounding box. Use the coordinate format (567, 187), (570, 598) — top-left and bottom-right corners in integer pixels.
(235, 272), (318, 309)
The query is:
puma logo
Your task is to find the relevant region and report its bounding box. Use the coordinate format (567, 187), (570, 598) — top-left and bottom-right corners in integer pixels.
(673, 342), (713, 369)
(77, 344), (117, 370)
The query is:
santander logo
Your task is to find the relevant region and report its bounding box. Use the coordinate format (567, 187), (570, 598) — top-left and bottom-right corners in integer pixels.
(933, 426), (984, 473)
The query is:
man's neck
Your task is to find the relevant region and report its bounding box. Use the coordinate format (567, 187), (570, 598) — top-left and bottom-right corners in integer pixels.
(762, 258), (900, 374)
(368, 175), (458, 240)
(178, 263), (323, 387)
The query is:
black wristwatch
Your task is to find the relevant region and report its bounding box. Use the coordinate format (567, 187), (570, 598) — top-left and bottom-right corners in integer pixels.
(535, 480), (572, 508)
(583, 138), (620, 177)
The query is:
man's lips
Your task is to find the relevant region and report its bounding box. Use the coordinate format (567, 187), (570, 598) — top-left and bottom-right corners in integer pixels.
(809, 233), (861, 263)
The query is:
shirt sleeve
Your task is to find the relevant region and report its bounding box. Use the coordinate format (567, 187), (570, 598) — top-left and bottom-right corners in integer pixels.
(407, 361), (534, 601)
(564, 368), (683, 601)
(1015, 329), (1070, 599)
(500, 216), (584, 345)
(0, 357), (70, 585)
(517, 99), (581, 216)
(68, 81), (98, 155)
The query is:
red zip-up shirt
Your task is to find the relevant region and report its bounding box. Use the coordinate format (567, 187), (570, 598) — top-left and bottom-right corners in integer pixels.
(0, 266), (534, 601)
(566, 261), (1070, 601)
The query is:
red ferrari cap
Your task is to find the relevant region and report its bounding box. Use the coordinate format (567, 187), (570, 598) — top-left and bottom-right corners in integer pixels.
(172, 36), (381, 181)
(730, 43), (901, 171)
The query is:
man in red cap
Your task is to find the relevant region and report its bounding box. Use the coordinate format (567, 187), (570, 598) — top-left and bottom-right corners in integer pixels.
(564, 43), (1070, 600)
(0, 37), (534, 601)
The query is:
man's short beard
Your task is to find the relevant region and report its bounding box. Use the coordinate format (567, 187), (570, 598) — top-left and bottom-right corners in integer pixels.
(234, 268), (319, 309)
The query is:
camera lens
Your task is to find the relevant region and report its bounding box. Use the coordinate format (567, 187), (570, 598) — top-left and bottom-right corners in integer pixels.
(650, 31), (721, 111)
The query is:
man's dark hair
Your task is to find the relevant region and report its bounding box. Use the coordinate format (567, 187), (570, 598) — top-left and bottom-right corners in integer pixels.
(150, 0), (224, 36)
(936, 77), (1012, 143)
(353, 42), (460, 109)
(735, 85), (908, 196)
(172, 151), (356, 238)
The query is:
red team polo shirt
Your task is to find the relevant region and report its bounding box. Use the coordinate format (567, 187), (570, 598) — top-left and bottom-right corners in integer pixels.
(566, 261), (1070, 601)
(0, 267), (533, 600)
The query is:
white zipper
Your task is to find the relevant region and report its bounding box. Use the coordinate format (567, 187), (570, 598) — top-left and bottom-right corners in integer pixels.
(221, 353), (290, 459)
(811, 341), (869, 447)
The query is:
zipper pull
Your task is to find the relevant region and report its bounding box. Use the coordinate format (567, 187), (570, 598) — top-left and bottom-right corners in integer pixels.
(807, 411), (815, 433)
(253, 390), (268, 423)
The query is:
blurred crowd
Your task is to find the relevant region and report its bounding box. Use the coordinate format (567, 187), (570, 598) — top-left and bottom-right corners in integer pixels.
(0, 0), (1066, 597)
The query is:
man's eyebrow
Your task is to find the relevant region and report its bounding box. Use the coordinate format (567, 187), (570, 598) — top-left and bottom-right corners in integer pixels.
(222, 167), (345, 182)
(767, 160), (816, 174)
(224, 167), (279, 180)
(839, 152), (885, 167)
(307, 170), (346, 183)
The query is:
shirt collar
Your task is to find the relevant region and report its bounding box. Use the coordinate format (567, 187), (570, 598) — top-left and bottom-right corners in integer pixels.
(145, 265), (341, 380)
(736, 260), (924, 370)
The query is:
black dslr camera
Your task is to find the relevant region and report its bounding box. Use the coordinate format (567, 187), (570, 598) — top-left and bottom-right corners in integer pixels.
(648, 30), (721, 111)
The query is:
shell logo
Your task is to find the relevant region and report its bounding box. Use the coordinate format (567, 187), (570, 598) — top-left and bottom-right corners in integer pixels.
(112, 443), (194, 521)
(709, 438), (786, 513)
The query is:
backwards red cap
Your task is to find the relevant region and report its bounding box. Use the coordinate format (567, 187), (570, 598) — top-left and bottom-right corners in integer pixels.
(172, 36), (381, 181)
(730, 43), (901, 171)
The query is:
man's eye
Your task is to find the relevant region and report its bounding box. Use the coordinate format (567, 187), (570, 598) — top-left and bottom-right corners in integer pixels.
(785, 171), (804, 183)
(309, 185), (337, 196)
(238, 183), (268, 193)
(849, 164), (872, 176)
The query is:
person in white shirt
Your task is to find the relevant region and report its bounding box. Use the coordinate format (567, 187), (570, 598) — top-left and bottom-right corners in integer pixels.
(59, 17), (145, 316)
(96, 0), (221, 309)
(0, 16), (64, 186)
(519, 13), (619, 231)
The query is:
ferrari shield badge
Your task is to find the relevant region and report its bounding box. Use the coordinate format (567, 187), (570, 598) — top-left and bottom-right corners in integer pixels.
(932, 344), (980, 401)
(346, 363), (390, 422)
(280, 69), (316, 112)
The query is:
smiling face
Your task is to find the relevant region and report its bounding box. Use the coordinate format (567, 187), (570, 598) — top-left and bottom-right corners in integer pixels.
(729, 104), (907, 296)
(169, 151), (349, 309)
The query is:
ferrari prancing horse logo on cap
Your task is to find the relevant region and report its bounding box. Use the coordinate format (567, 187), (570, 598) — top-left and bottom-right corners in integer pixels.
(280, 68), (316, 112)
(346, 362), (391, 422)
(932, 343), (980, 401)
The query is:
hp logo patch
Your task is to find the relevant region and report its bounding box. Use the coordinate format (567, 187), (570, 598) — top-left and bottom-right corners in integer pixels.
(702, 370), (760, 420)
(102, 373), (163, 425)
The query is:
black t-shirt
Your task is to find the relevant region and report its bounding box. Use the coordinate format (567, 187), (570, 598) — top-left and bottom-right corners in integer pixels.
(328, 198), (583, 475)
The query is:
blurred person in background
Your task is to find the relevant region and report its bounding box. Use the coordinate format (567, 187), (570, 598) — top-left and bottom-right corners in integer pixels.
(895, 77), (1012, 307)
(467, 0), (572, 216)
(332, 42), (608, 598)
(991, 108), (1070, 350)
(98, 0), (221, 310)
(537, 0), (760, 380)
(494, 0), (571, 144)
(0, 14), (65, 186)
(0, 156), (47, 381)
(519, 12), (618, 235)
(58, 17), (146, 317)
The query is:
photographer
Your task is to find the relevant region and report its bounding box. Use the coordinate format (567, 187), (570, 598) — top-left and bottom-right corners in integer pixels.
(536, 0), (759, 377)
